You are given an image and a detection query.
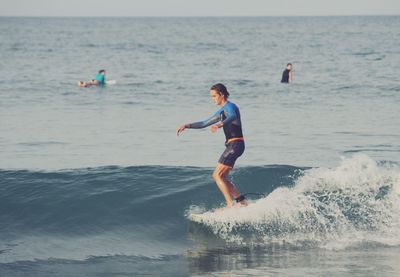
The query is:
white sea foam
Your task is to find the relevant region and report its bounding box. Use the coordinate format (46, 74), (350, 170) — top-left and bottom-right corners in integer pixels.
(189, 155), (400, 249)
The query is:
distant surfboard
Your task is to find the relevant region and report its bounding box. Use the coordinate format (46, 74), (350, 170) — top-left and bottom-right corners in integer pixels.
(77, 80), (117, 87)
(106, 80), (117, 85)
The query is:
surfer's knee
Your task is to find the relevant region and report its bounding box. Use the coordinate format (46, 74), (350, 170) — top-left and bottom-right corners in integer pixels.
(212, 171), (218, 181)
(213, 164), (231, 181)
(212, 168), (225, 181)
(212, 169), (220, 181)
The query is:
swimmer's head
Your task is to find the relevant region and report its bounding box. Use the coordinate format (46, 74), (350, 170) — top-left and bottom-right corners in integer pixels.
(210, 83), (229, 105)
(210, 83), (229, 99)
(287, 63), (292, 70)
(98, 69), (106, 74)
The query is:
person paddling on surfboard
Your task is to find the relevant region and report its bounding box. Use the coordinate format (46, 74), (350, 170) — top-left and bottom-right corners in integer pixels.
(78, 69), (106, 87)
(177, 83), (246, 208)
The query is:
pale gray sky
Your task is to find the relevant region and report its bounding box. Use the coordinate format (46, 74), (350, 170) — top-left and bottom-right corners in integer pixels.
(1, 0), (399, 17)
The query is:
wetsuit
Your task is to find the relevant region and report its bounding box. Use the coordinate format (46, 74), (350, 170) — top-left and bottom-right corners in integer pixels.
(281, 69), (290, 83)
(95, 73), (105, 86)
(188, 101), (244, 167)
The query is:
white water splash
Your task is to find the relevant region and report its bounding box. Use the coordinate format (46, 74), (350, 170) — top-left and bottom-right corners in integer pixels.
(188, 155), (400, 249)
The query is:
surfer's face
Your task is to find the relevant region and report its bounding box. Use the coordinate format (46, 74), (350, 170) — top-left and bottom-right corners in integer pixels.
(210, 90), (225, 106)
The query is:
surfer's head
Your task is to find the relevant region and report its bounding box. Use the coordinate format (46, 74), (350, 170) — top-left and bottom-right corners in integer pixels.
(210, 83), (229, 105)
(98, 69), (106, 74)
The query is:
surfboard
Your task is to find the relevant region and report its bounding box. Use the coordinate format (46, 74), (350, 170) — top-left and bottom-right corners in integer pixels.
(106, 80), (117, 85)
(188, 201), (254, 224)
(188, 213), (208, 223)
(77, 80), (117, 87)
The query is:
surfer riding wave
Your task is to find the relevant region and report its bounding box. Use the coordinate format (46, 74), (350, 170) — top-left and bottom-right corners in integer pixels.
(177, 83), (246, 208)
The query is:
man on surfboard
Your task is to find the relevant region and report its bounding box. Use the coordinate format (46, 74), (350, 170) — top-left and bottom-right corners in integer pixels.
(177, 83), (246, 208)
(78, 69), (106, 87)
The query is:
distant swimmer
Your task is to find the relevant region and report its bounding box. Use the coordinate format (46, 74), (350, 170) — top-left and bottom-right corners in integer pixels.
(281, 63), (292, 83)
(177, 83), (247, 208)
(78, 69), (106, 87)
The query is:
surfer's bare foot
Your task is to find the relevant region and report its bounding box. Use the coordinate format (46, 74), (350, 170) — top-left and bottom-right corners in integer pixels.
(232, 200), (247, 207)
(221, 200), (247, 209)
(214, 200), (247, 212)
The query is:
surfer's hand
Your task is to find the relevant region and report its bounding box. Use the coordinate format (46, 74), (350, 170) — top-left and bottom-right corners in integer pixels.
(176, 124), (187, 136)
(211, 123), (222, 133)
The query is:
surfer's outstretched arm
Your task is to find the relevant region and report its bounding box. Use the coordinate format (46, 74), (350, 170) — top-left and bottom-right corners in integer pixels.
(176, 110), (221, 136)
(188, 112), (221, 128)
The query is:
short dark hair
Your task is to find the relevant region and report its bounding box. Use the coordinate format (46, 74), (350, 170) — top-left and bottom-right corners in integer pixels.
(287, 63), (292, 67)
(99, 69), (106, 74)
(210, 83), (229, 99)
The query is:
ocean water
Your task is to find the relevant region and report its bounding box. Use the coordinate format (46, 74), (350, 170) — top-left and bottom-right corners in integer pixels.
(0, 16), (399, 276)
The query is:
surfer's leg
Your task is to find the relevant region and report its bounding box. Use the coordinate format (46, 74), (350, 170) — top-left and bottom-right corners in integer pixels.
(215, 140), (245, 206)
(212, 163), (241, 206)
(224, 176), (247, 206)
(78, 81), (93, 87)
(225, 179), (245, 201)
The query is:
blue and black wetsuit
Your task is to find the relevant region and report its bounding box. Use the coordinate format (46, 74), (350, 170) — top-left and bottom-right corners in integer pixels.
(188, 101), (245, 167)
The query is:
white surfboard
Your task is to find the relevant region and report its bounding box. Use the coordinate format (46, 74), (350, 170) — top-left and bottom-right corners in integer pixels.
(188, 213), (208, 223)
(77, 80), (117, 87)
(187, 201), (255, 224)
(106, 80), (117, 85)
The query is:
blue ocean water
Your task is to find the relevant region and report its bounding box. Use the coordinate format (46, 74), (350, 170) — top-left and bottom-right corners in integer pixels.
(0, 16), (400, 276)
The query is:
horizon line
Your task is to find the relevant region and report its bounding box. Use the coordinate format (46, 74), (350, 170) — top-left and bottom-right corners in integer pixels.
(0, 14), (399, 18)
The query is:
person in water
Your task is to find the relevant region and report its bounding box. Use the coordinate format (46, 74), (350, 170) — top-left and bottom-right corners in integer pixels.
(176, 83), (246, 208)
(78, 69), (106, 87)
(281, 63), (292, 83)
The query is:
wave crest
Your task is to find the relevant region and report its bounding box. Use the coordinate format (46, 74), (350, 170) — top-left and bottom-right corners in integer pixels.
(189, 155), (400, 249)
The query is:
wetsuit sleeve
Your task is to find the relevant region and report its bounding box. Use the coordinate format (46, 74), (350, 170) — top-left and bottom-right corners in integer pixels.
(220, 104), (238, 126)
(188, 110), (221, 129)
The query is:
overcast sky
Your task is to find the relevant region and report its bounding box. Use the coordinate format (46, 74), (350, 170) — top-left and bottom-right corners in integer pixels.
(1, 0), (399, 17)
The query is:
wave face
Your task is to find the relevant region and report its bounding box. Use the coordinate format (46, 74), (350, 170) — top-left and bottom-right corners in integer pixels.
(189, 155), (400, 250)
(0, 163), (298, 262)
(0, 155), (399, 263)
